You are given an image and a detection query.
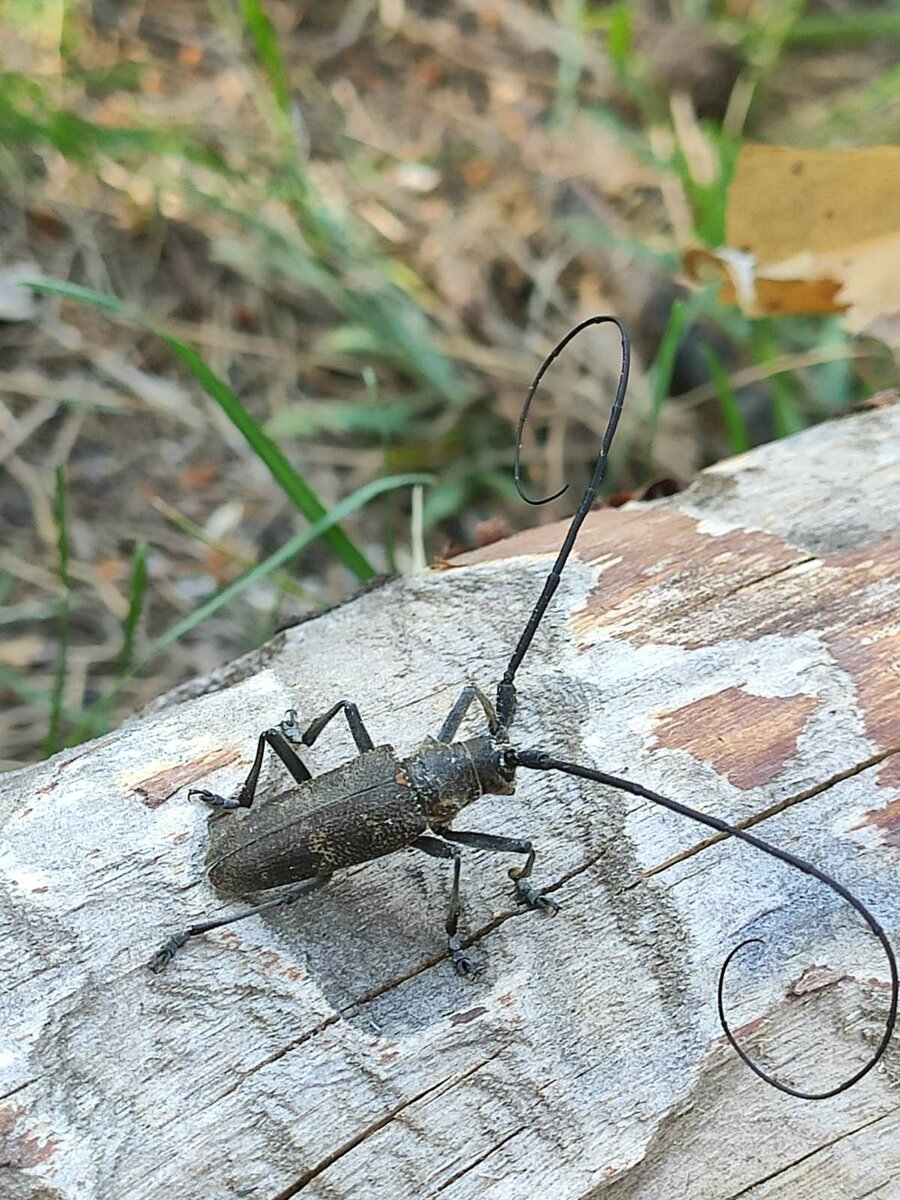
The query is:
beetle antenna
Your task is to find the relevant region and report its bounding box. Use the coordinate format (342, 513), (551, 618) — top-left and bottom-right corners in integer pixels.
(495, 315), (630, 731)
(511, 748), (899, 1099)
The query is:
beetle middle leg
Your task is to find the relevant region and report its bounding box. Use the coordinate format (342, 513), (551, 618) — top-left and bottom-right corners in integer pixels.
(148, 874), (332, 972)
(191, 727), (312, 810)
(412, 835), (478, 976)
(282, 700), (375, 754)
(433, 826), (560, 914)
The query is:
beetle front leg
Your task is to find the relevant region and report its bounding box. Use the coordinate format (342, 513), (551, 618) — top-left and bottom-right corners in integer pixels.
(412, 835), (479, 977)
(437, 684), (498, 742)
(433, 827), (560, 914)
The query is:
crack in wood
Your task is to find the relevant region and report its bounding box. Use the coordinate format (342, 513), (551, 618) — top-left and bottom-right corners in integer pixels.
(856, 1181), (896, 1200)
(642, 744), (900, 879)
(434, 1124), (527, 1192)
(629, 552), (817, 629)
(722, 1107), (897, 1200)
(269, 1050), (506, 1199)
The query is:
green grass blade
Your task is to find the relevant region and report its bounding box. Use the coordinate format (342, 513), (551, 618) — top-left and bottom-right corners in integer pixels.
(753, 321), (808, 440)
(44, 465), (71, 756)
(119, 541), (148, 673)
(67, 472), (432, 744)
(787, 12), (900, 45)
(240, 0), (291, 115)
(771, 389), (807, 439)
(26, 279), (377, 581)
(0, 75), (228, 170)
(607, 3), (633, 77)
(647, 288), (718, 453)
(647, 299), (685, 449)
(701, 347), (751, 454)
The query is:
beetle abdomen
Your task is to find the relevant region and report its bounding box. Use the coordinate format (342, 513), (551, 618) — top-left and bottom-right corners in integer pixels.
(206, 779), (427, 893)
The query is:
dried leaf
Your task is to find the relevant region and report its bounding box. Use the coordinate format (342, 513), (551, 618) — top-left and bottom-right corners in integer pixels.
(684, 145), (900, 342)
(683, 247), (844, 316)
(727, 145), (900, 260)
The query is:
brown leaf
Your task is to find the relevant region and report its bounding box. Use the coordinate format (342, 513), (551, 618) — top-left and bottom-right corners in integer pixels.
(727, 144), (900, 261)
(684, 146), (900, 340)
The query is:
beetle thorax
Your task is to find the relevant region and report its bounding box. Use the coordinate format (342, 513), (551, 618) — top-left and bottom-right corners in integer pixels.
(403, 735), (516, 825)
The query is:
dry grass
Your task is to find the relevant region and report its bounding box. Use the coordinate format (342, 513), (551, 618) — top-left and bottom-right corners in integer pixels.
(1, 0), (896, 765)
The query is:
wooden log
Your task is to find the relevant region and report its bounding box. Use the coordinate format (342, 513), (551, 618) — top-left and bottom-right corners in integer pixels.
(1, 401), (899, 1200)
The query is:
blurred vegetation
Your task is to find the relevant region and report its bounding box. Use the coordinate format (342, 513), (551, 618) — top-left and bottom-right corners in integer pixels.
(0, 0), (897, 764)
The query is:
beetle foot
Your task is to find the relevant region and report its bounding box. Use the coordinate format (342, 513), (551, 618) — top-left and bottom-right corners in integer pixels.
(148, 930), (189, 973)
(189, 788), (240, 810)
(514, 879), (560, 915)
(280, 710), (303, 742)
(448, 935), (480, 978)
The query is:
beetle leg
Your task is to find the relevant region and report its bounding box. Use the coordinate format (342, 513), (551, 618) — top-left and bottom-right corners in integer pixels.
(412, 835), (479, 977)
(215, 727), (312, 810)
(148, 875), (332, 972)
(436, 684), (498, 742)
(432, 826), (560, 915)
(288, 700), (375, 754)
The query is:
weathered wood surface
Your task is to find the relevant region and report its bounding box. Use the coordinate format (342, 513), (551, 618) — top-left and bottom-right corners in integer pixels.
(2, 402), (899, 1200)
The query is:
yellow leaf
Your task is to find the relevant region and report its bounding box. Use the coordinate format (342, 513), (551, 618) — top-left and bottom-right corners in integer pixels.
(683, 145), (900, 341)
(727, 144), (900, 261)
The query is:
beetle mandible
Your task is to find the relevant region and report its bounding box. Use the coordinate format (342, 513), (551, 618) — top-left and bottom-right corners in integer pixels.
(150, 315), (897, 1101)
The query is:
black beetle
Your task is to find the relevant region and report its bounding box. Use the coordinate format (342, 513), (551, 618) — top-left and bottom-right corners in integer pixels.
(151, 316), (897, 1100)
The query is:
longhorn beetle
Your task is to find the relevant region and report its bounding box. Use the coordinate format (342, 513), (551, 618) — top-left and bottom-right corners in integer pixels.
(151, 316), (897, 1100)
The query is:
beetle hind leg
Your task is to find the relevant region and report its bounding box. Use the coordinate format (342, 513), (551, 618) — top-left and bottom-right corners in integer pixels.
(198, 727), (312, 812)
(148, 874), (331, 972)
(283, 700), (376, 755)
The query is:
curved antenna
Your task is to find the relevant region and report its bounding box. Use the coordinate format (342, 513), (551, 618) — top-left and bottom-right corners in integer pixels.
(496, 316), (630, 730)
(512, 748), (898, 1099)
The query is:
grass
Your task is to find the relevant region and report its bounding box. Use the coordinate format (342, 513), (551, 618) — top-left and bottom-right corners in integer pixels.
(44, 466), (70, 756)
(12, 282), (433, 750)
(0, 1), (895, 764)
(66, 470), (432, 746)
(118, 541), (148, 675)
(28, 279), (378, 581)
(701, 347), (750, 454)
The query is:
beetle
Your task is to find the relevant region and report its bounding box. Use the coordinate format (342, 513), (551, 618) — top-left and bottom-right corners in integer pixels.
(150, 315), (897, 1100)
